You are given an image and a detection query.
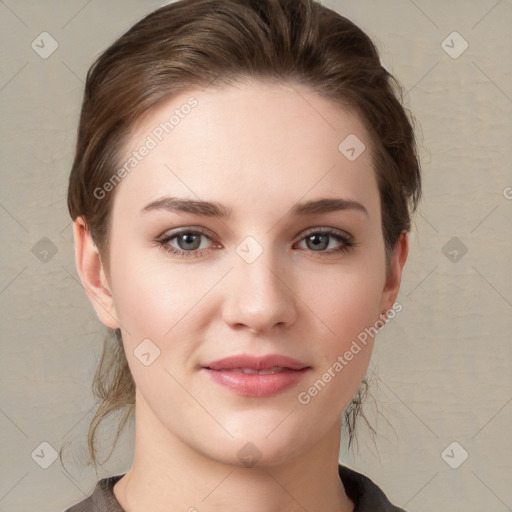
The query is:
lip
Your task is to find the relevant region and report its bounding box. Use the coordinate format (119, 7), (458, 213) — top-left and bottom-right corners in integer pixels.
(202, 354), (310, 397)
(204, 354), (309, 371)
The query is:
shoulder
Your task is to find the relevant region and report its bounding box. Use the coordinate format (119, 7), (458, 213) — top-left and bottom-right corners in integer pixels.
(65, 467), (405, 512)
(338, 464), (407, 512)
(63, 474), (125, 512)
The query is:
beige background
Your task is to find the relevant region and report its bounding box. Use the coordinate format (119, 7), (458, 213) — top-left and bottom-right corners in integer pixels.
(0, 1), (511, 511)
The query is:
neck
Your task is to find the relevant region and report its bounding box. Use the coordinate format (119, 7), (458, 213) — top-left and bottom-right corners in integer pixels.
(114, 393), (353, 512)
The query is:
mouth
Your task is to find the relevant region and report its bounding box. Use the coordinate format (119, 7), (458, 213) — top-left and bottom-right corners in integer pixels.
(202, 354), (310, 397)
(223, 367), (291, 374)
(204, 354), (309, 371)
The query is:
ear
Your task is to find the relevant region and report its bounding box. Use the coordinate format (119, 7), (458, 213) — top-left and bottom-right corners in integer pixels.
(73, 216), (120, 329)
(379, 231), (408, 315)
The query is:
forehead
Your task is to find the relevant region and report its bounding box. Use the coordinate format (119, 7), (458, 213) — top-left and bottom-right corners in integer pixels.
(111, 80), (379, 222)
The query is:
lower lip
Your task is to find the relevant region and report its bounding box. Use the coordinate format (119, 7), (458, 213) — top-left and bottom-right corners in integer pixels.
(203, 368), (309, 397)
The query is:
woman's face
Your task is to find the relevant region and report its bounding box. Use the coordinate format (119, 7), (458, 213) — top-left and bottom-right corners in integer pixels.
(82, 80), (405, 467)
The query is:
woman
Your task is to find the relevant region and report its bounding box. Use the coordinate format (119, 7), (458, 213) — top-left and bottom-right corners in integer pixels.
(64, 0), (420, 510)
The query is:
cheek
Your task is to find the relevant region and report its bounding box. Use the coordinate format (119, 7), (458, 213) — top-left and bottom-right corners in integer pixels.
(107, 253), (216, 404)
(108, 249), (229, 355)
(292, 266), (384, 422)
(299, 261), (386, 350)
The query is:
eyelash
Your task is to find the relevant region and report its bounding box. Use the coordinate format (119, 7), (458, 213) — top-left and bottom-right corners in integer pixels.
(155, 226), (356, 259)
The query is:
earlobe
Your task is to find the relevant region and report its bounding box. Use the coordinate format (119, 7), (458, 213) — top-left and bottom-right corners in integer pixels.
(73, 217), (120, 329)
(380, 231), (409, 314)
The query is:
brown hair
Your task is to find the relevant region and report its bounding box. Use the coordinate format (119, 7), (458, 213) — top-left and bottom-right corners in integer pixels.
(67, 0), (421, 467)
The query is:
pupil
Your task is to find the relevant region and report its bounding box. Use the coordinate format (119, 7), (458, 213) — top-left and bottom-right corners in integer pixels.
(308, 234), (328, 251)
(180, 234), (199, 250)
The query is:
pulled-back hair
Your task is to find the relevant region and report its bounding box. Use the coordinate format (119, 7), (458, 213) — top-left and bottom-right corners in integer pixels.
(67, 0), (421, 467)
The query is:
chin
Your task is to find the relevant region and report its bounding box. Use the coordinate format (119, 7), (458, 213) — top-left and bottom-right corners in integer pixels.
(197, 420), (311, 470)
(208, 443), (301, 470)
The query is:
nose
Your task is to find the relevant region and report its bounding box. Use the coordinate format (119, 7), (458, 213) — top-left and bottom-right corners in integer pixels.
(221, 247), (298, 334)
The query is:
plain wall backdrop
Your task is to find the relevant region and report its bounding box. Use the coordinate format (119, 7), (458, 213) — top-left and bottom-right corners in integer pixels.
(0, 1), (511, 511)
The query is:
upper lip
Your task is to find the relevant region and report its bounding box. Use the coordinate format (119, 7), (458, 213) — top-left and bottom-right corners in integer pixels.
(203, 354), (309, 371)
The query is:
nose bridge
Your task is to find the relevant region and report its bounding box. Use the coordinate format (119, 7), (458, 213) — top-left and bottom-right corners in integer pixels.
(222, 236), (297, 332)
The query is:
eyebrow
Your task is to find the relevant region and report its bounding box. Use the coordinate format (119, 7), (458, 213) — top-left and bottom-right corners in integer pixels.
(140, 196), (368, 218)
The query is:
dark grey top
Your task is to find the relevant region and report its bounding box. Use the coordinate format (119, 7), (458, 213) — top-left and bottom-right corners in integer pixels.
(64, 464), (406, 511)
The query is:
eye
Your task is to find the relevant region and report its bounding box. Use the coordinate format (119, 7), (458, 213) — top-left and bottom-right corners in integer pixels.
(294, 228), (355, 256)
(156, 227), (219, 258)
(155, 226), (355, 259)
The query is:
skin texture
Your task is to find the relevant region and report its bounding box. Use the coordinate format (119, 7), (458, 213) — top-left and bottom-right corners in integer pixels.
(74, 80), (408, 512)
